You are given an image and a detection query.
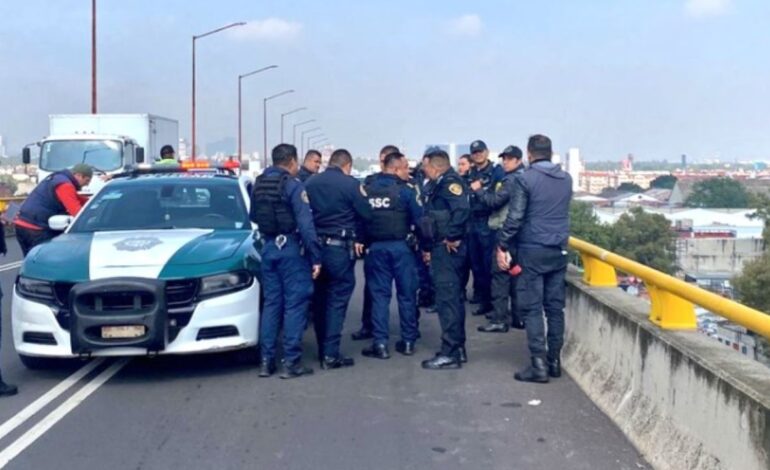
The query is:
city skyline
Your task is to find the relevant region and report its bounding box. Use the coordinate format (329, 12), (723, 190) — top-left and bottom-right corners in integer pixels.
(1, 0), (769, 160)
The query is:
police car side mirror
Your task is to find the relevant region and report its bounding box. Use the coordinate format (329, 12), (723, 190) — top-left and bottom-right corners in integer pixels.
(135, 147), (145, 164)
(48, 215), (73, 232)
(22, 147), (31, 165)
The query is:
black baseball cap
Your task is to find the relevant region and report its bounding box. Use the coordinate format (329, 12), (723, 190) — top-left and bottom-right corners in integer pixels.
(499, 145), (523, 159)
(423, 146), (442, 157)
(160, 145), (175, 156)
(470, 140), (487, 153)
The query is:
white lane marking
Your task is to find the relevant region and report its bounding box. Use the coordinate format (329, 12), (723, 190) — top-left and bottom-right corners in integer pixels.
(0, 358), (105, 442)
(0, 358), (129, 468)
(0, 262), (22, 273)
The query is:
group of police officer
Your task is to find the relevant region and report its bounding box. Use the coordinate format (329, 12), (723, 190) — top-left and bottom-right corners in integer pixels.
(250, 133), (572, 382)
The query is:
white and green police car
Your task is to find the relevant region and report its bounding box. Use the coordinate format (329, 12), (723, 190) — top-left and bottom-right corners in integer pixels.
(12, 167), (261, 368)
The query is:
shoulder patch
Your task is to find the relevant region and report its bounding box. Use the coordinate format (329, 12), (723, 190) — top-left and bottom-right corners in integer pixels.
(359, 185), (368, 197)
(448, 183), (463, 196)
(301, 190), (309, 204)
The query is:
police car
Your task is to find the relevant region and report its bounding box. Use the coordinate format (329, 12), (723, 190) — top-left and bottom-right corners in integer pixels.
(12, 165), (261, 368)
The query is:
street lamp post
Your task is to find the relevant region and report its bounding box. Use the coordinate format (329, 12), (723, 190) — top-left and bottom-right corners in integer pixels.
(280, 107), (307, 143)
(300, 127), (321, 157)
(263, 89), (295, 168)
(293, 120), (316, 147)
(309, 136), (328, 148)
(91, 0), (97, 114)
(192, 21), (246, 161)
(304, 133), (324, 155)
(238, 65), (277, 162)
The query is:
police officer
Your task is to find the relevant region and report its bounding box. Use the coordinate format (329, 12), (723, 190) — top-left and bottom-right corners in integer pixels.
(457, 154), (472, 302)
(352, 144), (401, 342)
(157, 145), (178, 165)
(361, 152), (422, 359)
(420, 150), (470, 369)
(497, 135), (572, 383)
(298, 149), (322, 182)
(0, 224), (17, 396)
(467, 140), (504, 317)
(14, 163), (93, 256)
(471, 146), (525, 333)
(305, 149), (372, 370)
(413, 151), (436, 310)
(251, 143), (322, 379)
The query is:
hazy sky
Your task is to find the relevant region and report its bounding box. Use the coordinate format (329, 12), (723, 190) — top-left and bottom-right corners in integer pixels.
(1, 0), (769, 161)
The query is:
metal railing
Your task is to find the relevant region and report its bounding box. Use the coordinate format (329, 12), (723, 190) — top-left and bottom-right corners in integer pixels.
(569, 236), (770, 339)
(0, 196), (26, 214)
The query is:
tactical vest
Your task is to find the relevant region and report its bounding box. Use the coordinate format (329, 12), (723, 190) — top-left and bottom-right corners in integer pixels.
(426, 175), (461, 241)
(250, 173), (297, 236)
(18, 171), (78, 229)
(365, 181), (409, 241)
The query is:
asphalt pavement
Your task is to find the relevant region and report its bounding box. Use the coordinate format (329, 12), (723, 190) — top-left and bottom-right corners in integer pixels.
(0, 238), (649, 470)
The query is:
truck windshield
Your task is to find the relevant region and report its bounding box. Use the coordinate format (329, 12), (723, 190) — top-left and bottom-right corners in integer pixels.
(40, 140), (123, 172)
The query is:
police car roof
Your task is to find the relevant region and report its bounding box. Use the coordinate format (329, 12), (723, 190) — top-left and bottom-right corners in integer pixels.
(111, 164), (237, 180)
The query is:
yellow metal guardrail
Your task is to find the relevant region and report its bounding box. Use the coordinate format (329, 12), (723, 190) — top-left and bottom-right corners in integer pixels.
(0, 197), (25, 213)
(569, 236), (770, 339)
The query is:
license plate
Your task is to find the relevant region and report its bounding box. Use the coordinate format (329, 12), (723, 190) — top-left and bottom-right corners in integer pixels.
(101, 325), (146, 339)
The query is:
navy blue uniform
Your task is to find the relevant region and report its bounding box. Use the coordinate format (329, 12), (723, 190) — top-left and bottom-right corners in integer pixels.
(415, 172), (435, 307)
(498, 161), (572, 360)
(297, 166), (314, 183)
(305, 166), (372, 360)
(467, 161), (504, 309)
(251, 166), (321, 366)
(421, 168), (470, 358)
(363, 173), (423, 345)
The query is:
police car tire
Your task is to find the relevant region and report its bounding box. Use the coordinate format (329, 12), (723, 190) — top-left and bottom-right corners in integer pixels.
(18, 354), (73, 370)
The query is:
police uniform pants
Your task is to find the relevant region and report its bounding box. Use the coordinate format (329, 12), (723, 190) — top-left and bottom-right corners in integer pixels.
(364, 241), (419, 345)
(516, 247), (568, 359)
(312, 245), (356, 359)
(417, 250), (433, 305)
(259, 238), (313, 365)
(490, 257), (513, 325)
(360, 281), (373, 332)
(430, 242), (467, 357)
(468, 222), (495, 306)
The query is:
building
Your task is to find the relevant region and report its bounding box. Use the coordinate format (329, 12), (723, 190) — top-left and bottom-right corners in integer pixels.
(566, 148), (583, 192)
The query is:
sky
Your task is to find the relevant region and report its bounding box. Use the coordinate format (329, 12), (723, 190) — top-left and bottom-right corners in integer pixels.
(1, 0), (769, 161)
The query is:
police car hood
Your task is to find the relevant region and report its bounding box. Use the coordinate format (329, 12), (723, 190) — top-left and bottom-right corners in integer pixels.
(23, 229), (251, 281)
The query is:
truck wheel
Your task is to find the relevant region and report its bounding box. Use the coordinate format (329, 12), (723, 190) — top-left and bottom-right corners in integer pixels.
(18, 354), (66, 370)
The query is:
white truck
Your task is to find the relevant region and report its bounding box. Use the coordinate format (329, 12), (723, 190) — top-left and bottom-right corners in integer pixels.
(23, 114), (179, 193)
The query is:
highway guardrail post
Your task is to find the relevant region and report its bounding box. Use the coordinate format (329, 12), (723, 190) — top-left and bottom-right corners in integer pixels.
(647, 285), (697, 330)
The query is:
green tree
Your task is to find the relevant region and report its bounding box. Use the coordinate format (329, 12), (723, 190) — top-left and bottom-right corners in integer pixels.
(685, 178), (749, 208)
(649, 174), (678, 190)
(734, 254), (770, 313)
(569, 201), (612, 247)
(609, 206), (677, 274)
(617, 182), (644, 193)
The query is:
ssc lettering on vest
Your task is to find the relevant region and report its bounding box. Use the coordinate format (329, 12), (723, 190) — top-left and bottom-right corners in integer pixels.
(368, 197), (392, 209)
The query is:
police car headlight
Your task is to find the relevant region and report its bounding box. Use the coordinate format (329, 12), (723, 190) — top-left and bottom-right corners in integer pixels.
(16, 276), (56, 305)
(199, 271), (253, 299)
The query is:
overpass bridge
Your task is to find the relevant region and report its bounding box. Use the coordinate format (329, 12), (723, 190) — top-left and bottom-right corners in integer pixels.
(0, 226), (767, 469)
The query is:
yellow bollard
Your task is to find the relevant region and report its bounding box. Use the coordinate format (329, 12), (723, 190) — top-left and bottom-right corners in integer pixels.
(647, 284), (697, 330)
(580, 253), (618, 287)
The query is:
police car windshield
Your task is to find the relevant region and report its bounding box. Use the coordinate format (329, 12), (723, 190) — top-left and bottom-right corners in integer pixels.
(41, 139), (123, 172)
(69, 178), (250, 232)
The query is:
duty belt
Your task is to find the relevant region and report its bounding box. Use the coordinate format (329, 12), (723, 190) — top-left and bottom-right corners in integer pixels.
(322, 237), (349, 247)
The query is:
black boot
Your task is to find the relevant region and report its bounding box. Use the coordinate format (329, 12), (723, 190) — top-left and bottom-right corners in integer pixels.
(477, 322), (509, 333)
(0, 376), (18, 397)
(280, 362), (314, 379)
(472, 304), (493, 316)
(421, 353), (461, 370)
(511, 318), (525, 330)
(458, 347), (468, 364)
(547, 357), (562, 378)
(362, 343), (390, 360)
(321, 355), (355, 370)
(258, 359), (276, 378)
(395, 340), (415, 356)
(514, 357), (549, 383)
(351, 328), (373, 341)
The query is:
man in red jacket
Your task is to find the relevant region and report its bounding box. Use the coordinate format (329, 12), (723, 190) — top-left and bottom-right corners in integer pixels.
(15, 163), (93, 256)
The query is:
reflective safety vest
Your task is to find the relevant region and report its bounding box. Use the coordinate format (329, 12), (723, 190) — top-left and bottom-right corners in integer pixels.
(364, 181), (409, 242)
(250, 172), (297, 236)
(18, 171), (79, 229)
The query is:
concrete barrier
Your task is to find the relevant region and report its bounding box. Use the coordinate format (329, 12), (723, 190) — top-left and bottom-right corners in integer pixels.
(563, 268), (770, 470)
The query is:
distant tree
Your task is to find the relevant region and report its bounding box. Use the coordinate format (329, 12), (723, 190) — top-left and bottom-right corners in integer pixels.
(649, 174), (678, 190)
(569, 201), (612, 247)
(685, 178), (749, 208)
(747, 192), (770, 245)
(617, 182), (644, 193)
(609, 207), (677, 274)
(734, 254), (770, 314)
